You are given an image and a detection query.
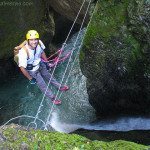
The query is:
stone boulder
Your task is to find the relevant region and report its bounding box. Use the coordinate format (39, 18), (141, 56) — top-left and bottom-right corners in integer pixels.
(80, 0), (150, 116)
(48, 0), (90, 24)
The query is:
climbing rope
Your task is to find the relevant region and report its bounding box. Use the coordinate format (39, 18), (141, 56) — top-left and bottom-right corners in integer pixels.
(0, 115), (46, 130)
(58, 1), (97, 100)
(44, 0), (92, 130)
(58, 31), (85, 100)
(27, 0), (87, 129)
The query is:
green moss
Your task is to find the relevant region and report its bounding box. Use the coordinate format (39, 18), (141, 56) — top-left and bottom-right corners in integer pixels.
(0, 126), (148, 150)
(80, 0), (150, 115)
(81, 0), (143, 74)
(79, 50), (85, 62)
(83, 0), (130, 49)
(125, 33), (140, 57)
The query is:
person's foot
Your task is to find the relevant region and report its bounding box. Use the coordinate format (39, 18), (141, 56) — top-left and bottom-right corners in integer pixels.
(51, 96), (61, 105)
(59, 85), (69, 91)
(52, 99), (61, 105)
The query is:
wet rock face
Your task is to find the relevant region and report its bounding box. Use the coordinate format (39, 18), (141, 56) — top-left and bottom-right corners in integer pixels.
(128, 0), (150, 45)
(80, 0), (150, 116)
(0, 59), (19, 83)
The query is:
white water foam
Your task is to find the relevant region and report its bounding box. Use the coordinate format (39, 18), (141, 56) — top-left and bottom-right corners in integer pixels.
(50, 112), (81, 133)
(50, 113), (150, 133)
(82, 117), (150, 131)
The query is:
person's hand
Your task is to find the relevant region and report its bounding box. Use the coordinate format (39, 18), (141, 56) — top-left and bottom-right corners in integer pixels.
(48, 63), (55, 68)
(14, 46), (18, 49)
(29, 78), (36, 84)
(44, 62), (51, 70)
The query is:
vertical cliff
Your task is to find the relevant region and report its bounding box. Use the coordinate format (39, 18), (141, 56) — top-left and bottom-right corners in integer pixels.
(80, 0), (150, 116)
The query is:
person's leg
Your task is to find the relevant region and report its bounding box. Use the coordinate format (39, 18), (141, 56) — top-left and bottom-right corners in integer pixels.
(31, 71), (55, 98)
(29, 70), (61, 105)
(39, 62), (62, 88)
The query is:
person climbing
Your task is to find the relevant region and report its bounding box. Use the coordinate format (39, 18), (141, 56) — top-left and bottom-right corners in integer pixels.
(17, 30), (69, 105)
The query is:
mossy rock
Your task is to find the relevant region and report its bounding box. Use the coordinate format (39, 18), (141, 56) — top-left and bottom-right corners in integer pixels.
(0, 0), (50, 59)
(0, 124), (148, 150)
(80, 0), (150, 116)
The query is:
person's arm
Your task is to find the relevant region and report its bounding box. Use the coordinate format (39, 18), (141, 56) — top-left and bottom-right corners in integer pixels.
(14, 40), (27, 50)
(41, 51), (48, 61)
(18, 49), (36, 84)
(20, 67), (32, 80)
(20, 67), (36, 84)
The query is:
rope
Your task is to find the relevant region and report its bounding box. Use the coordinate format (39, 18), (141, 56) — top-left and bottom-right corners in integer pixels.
(63, 0), (87, 44)
(0, 115), (46, 130)
(47, 49), (62, 60)
(44, 0), (92, 130)
(58, 1), (98, 100)
(27, 0), (87, 128)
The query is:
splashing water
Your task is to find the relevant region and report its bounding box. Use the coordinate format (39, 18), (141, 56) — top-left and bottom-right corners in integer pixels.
(82, 117), (150, 132)
(50, 112), (81, 133)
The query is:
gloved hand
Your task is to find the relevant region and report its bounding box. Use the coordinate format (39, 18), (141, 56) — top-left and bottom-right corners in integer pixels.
(29, 78), (36, 84)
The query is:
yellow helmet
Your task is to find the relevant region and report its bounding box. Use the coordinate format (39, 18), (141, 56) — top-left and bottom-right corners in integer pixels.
(26, 30), (39, 40)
